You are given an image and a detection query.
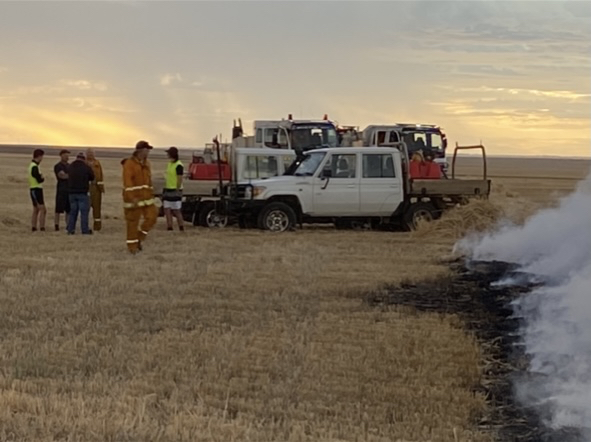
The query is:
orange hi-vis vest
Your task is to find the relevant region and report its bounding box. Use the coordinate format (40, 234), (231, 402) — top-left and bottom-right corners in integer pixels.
(121, 155), (155, 209)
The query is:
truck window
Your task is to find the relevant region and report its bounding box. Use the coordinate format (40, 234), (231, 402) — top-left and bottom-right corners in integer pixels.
(429, 133), (443, 151)
(389, 131), (400, 143)
(293, 151), (326, 176)
(362, 154), (395, 178)
(245, 155), (280, 179)
(324, 154), (356, 178)
(255, 129), (263, 144)
(263, 129), (288, 149)
(377, 131), (386, 145)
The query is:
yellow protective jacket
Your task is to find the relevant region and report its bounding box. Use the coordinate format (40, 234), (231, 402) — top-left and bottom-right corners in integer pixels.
(121, 155), (155, 209)
(90, 159), (105, 193)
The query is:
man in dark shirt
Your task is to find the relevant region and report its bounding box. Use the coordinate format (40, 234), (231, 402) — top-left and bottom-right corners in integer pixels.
(29, 148), (46, 232)
(53, 149), (70, 231)
(66, 152), (95, 235)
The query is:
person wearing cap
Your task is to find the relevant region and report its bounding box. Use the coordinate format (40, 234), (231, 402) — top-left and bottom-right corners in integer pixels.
(86, 148), (105, 231)
(163, 146), (184, 231)
(121, 140), (158, 253)
(53, 149), (70, 231)
(29, 148), (46, 232)
(66, 152), (95, 235)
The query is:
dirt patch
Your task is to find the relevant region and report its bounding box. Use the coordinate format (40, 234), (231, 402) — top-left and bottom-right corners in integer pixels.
(1, 216), (22, 227)
(6, 176), (26, 184)
(365, 259), (584, 442)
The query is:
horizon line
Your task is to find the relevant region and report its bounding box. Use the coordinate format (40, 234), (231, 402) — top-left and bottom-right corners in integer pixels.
(0, 143), (589, 160)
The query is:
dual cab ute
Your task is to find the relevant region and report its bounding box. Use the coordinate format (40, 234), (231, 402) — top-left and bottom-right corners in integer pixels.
(234, 146), (490, 232)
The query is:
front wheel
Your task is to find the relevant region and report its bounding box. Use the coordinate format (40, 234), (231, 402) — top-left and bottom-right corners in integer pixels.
(403, 202), (438, 231)
(198, 203), (228, 228)
(257, 202), (297, 232)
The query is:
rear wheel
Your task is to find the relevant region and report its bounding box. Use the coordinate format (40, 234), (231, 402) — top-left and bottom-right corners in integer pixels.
(258, 202), (296, 232)
(403, 202), (437, 231)
(198, 203), (228, 228)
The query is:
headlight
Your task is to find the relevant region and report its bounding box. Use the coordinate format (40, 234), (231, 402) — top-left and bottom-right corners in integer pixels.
(252, 186), (266, 197)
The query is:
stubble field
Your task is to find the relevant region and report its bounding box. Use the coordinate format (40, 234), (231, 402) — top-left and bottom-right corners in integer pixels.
(0, 150), (587, 441)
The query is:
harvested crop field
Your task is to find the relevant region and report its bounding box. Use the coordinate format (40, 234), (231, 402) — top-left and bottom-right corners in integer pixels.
(0, 150), (587, 441)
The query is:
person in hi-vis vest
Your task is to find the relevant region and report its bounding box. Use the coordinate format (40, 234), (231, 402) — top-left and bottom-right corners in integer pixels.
(29, 148), (47, 232)
(162, 146), (184, 232)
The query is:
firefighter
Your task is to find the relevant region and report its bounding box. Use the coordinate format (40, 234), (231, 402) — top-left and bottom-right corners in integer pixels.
(121, 140), (157, 254)
(29, 148), (46, 232)
(86, 148), (105, 231)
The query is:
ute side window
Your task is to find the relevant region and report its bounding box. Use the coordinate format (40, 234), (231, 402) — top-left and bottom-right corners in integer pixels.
(324, 154), (357, 178)
(362, 154), (395, 178)
(388, 131), (400, 143)
(255, 129), (263, 144)
(244, 156), (280, 179)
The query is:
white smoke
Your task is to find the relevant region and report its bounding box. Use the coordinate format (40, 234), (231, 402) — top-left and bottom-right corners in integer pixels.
(455, 174), (591, 435)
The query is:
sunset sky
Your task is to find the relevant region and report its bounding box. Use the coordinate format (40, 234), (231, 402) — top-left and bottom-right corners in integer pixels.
(0, 1), (589, 156)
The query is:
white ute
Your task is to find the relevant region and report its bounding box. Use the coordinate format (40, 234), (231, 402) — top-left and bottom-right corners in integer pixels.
(235, 145), (490, 232)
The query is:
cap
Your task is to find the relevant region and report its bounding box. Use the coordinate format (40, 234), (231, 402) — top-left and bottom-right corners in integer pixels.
(76, 152), (86, 160)
(59, 149), (71, 155)
(135, 140), (153, 150)
(165, 146), (179, 156)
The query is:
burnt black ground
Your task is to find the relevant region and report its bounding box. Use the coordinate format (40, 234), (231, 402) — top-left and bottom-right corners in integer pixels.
(364, 258), (583, 442)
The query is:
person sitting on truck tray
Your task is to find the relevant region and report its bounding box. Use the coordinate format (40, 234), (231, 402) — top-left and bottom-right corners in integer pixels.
(422, 150), (442, 179)
(409, 151), (424, 179)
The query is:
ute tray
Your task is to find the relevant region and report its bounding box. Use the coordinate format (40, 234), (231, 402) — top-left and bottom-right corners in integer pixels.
(409, 179), (491, 197)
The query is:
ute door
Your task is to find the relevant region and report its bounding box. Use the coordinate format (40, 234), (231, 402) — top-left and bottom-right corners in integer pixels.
(311, 153), (360, 216)
(359, 153), (402, 216)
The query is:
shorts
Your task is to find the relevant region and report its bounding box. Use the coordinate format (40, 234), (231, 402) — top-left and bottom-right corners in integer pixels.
(30, 188), (45, 207)
(55, 191), (70, 214)
(163, 200), (182, 210)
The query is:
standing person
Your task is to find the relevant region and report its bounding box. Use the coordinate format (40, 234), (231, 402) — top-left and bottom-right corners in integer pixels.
(86, 148), (105, 231)
(66, 152), (95, 235)
(121, 140), (158, 254)
(29, 148), (46, 232)
(163, 146), (184, 232)
(53, 149), (70, 231)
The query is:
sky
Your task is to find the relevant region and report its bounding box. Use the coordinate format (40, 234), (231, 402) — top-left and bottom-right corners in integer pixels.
(0, 0), (589, 156)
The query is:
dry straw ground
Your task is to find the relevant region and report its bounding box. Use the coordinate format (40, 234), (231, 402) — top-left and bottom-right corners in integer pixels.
(0, 151), (585, 441)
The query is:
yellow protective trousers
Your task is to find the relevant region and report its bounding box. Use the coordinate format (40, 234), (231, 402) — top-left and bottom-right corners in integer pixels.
(90, 185), (102, 231)
(125, 204), (158, 252)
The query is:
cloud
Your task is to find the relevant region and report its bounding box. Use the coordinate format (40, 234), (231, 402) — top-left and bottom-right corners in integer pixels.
(455, 65), (524, 77)
(57, 97), (137, 113)
(0, 67), (7, 73)
(0, 105), (143, 146)
(160, 73), (182, 86)
(61, 79), (108, 91)
(446, 86), (591, 102)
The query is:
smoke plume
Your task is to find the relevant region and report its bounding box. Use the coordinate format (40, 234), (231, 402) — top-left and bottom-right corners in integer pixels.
(455, 174), (591, 435)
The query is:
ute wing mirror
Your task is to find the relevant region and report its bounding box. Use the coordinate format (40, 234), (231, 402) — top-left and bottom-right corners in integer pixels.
(320, 168), (331, 189)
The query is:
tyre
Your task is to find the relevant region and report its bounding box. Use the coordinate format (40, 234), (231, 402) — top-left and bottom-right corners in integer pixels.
(257, 202), (297, 232)
(403, 202), (437, 231)
(350, 219), (373, 231)
(198, 203), (228, 228)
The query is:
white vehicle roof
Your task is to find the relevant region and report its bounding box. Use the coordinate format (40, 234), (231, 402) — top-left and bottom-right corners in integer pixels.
(305, 146), (401, 155)
(363, 124), (440, 131)
(234, 147), (296, 155)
